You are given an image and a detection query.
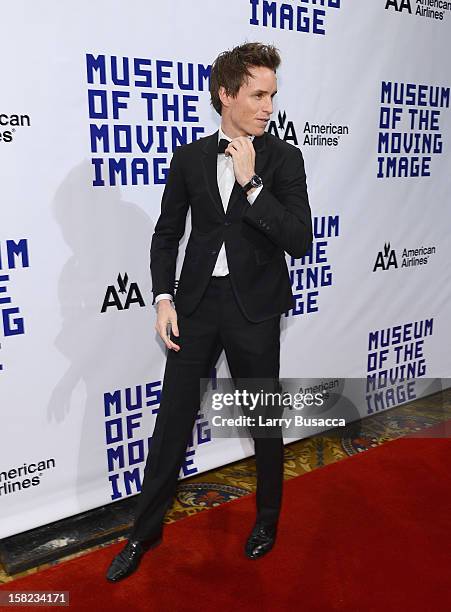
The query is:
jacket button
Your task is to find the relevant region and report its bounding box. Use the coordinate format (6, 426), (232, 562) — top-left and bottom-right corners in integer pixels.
(224, 221), (231, 226)
(211, 250), (217, 255)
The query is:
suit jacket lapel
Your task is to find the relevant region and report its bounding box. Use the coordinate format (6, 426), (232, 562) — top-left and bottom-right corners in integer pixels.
(201, 130), (224, 218)
(253, 131), (268, 176)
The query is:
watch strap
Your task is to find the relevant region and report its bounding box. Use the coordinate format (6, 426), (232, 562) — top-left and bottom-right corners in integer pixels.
(242, 175), (262, 193)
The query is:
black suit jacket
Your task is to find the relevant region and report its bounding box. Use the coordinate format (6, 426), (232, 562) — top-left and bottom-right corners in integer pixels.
(150, 130), (313, 322)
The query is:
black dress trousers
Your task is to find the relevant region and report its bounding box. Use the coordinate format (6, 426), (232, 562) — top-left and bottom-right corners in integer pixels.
(130, 274), (284, 542)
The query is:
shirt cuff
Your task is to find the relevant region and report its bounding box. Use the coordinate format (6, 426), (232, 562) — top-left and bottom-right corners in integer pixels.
(247, 184), (263, 205)
(155, 293), (173, 306)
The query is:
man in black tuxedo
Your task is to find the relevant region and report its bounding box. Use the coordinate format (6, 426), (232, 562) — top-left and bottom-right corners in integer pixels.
(107, 42), (312, 582)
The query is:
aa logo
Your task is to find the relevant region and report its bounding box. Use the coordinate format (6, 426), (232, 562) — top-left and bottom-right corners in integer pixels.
(385, 0), (412, 13)
(373, 243), (398, 271)
(101, 273), (145, 312)
(267, 111), (298, 145)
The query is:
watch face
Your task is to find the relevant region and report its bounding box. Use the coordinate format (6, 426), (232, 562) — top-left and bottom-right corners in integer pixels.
(251, 175), (263, 188)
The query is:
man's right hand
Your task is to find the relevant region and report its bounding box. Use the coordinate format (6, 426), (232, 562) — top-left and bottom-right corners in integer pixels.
(155, 299), (180, 351)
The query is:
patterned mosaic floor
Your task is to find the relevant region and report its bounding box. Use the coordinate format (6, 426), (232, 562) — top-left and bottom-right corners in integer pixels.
(1, 387), (450, 583)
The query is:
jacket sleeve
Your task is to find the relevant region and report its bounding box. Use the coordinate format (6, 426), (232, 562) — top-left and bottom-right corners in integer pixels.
(242, 145), (313, 259)
(150, 148), (189, 304)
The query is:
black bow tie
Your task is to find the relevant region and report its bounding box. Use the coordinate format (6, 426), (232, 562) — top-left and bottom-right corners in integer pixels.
(218, 137), (255, 154)
(218, 138), (230, 155)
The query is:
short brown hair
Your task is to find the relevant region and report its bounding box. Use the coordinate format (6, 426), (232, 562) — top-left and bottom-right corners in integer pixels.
(209, 42), (281, 116)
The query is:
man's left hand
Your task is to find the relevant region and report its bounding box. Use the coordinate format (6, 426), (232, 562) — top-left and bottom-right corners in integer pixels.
(225, 137), (255, 188)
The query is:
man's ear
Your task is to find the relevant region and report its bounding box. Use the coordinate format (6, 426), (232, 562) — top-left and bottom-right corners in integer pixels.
(218, 86), (229, 110)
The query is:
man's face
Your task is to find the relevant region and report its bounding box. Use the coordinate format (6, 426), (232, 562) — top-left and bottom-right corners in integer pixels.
(219, 65), (277, 137)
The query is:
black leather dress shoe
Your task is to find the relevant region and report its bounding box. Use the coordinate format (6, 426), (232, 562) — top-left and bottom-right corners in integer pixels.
(244, 522), (277, 560)
(106, 537), (161, 582)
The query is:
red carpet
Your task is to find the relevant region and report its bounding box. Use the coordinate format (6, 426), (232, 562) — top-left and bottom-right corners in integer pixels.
(2, 434), (450, 612)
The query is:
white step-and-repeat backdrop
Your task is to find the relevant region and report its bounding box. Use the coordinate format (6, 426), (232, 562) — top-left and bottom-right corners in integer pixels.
(1, 1), (450, 538)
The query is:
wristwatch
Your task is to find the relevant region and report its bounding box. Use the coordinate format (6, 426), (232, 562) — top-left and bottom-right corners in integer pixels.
(242, 174), (263, 194)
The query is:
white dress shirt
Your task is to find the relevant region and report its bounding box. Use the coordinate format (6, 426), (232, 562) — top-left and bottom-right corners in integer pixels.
(155, 125), (263, 305)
